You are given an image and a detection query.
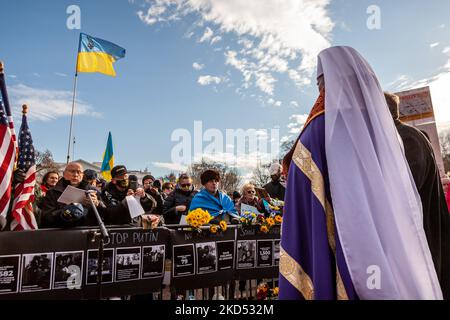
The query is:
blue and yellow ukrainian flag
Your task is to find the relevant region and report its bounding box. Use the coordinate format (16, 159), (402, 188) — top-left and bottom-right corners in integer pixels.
(101, 132), (114, 181)
(76, 33), (126, 77)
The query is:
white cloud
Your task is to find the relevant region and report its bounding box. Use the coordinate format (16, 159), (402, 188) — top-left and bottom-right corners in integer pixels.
(430, 42), (440, 48)
(55, 72), (68, 77)
(192, 62), (205, 70)
(210, 35), (222, 44)
(290, 101), (299, 107)
(267, 98), (282, 107)
(199, 27), (214, 43)
(193, 151), (274, 172)
(197, 75), (222, 85)
(9, 83), (100, 121)
(287, 114), (308, 134)
(443, 46), (450, 55)
(152, 161), (188, 172)
(135, 0), (334, 97)
(7, 75), (17, 79)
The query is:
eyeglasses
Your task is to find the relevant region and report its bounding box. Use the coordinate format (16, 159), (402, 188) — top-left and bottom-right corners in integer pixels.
(66, 169), (82, 175)
(180, 183), (192, 188)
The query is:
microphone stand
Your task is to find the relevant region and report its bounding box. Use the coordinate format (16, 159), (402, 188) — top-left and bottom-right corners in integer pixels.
(86, 191), (109, 300)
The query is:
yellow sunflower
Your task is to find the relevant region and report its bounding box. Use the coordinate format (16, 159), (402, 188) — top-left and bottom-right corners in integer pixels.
(260, 225), (269, 233)
(191, 220), (199, 228)
(266, 217), (275, 226)
(210, 225), (218, 234)
(219, 220), (227, 231)
(275, 215), (283, 223)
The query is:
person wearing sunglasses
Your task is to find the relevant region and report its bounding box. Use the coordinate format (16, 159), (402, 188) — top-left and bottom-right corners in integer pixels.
(163, 174), (198, 224)
(161, 182), (174, 200)
(235, 183), (265, 215)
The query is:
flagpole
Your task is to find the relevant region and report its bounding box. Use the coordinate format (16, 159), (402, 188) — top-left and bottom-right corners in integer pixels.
(66, 72), (78, 164)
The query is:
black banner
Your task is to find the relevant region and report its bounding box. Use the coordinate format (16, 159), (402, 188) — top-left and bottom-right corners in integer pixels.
(0, 225), (280, 298)
(235, 225), (281, 280)
(0, 227), (170, 299)
(170, 228), (236, 290)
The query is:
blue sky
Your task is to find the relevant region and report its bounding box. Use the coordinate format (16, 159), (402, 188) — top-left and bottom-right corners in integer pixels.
(1, 0), (450, 178)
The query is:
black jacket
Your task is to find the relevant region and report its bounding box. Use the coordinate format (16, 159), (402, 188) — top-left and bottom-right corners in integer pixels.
(145, 188), (165, 215)
(395, 120), (450, 298)
(263, 180), (285, 201)
(39, 179), (130, 229)
(101, 182), (157, 219)
(163, 187), (198, 224)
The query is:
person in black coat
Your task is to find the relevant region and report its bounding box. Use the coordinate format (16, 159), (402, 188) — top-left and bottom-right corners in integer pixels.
(101, 166), (157, 225)
(386, 92), (450, 298)
(263, 163), (286, 201)
(39, 162), (131, 228)
(163, 174), (197, 224)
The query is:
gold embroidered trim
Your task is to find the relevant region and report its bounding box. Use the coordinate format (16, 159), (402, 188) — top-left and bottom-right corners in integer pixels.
(280, 246), (314, 300)
(292, 140), (349, 300)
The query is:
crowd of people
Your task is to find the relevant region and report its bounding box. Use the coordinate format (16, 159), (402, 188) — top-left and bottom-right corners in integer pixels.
(19, 161), (286, 231)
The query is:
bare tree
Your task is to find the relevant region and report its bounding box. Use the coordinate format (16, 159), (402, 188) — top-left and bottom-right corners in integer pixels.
(188, 158), (242, 194)
(35, 149), (59, 173)
(251, 162), (271, 187)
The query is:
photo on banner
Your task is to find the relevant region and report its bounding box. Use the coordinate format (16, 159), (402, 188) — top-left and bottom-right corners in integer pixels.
(195, 242), (218, 275)
(216, 240), (235, 271)
(20, 253), (53, 293)
(52, 251), (84, 290)
(257, 240), (273, 267)
(86, 249), (114, 285)
(273, 240), (280, 266)
(0, 255), (21, 295)
(236, 240), (256, 269)
(141, 245), (166, 279)
(172, 244), (195, 277)
(114, 247), (142, 282)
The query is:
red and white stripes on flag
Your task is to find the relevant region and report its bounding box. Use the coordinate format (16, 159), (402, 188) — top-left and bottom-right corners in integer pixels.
(10, 108), (37, 231)
(0, 106), (15, 230)
(10, 165), (37, 231)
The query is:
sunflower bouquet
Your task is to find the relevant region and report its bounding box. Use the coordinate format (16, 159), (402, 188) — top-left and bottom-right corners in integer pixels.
(267, 199), (285, 217)
(240, 211), (263, 226)
(239, 210), (282, 233)
(185, 208), (228, 234)
(185, 208), (212, 229)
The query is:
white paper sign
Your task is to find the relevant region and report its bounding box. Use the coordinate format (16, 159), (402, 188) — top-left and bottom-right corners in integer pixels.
(57, 185), (87, 205)
(126, 196), (145, 219)
(179, 214), (187, 225)
(240, 203), (261, 216)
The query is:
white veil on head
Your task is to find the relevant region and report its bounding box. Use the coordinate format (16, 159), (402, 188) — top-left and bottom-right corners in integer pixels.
(320, 46), (442, 299)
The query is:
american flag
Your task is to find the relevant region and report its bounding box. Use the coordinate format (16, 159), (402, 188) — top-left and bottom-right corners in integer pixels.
(0, 100), (15, 230)
(10, 106), (37, 231)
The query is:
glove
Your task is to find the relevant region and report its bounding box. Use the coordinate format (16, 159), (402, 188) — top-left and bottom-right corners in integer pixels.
(61, 203), (88, 223)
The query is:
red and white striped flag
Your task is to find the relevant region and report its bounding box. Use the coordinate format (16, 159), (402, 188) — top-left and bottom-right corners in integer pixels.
(10, 106), (37, 231)
(0, 100), (15, 230)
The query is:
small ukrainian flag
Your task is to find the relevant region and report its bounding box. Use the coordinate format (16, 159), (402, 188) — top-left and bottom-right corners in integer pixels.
(101, 132), (114, 181)
(76, 33), (126, 77)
